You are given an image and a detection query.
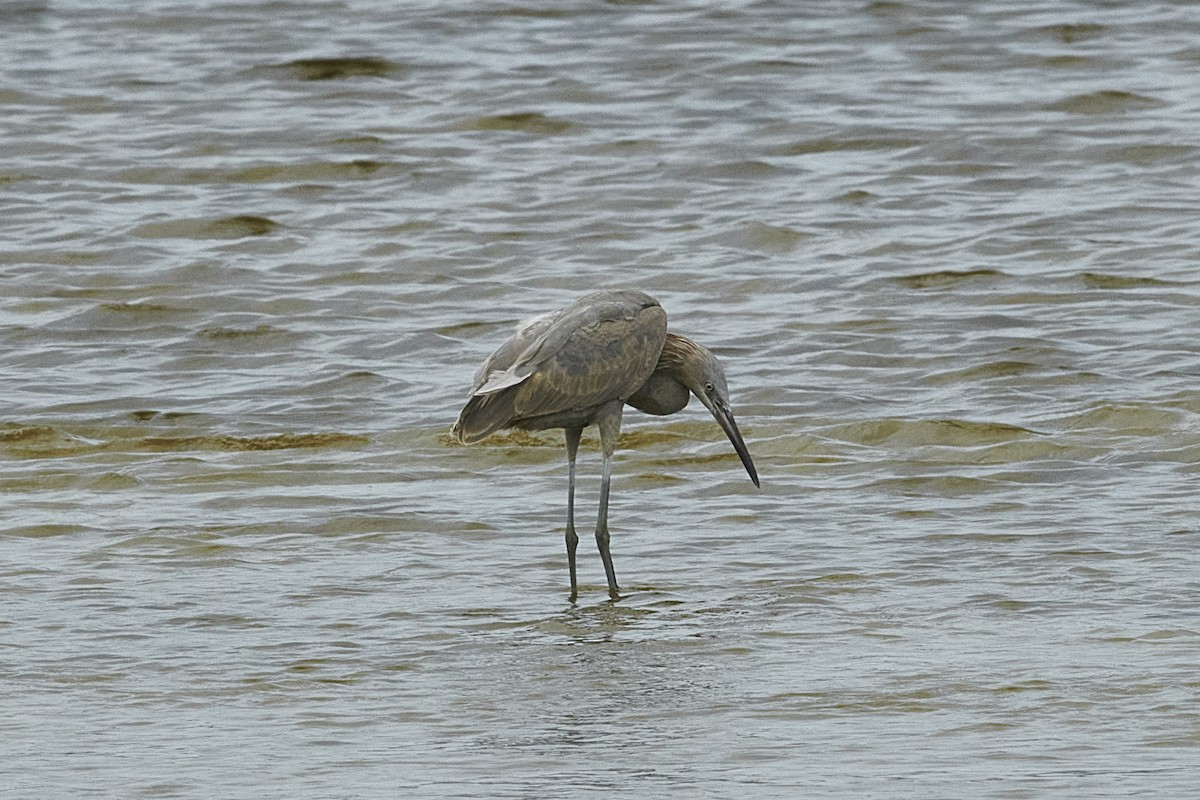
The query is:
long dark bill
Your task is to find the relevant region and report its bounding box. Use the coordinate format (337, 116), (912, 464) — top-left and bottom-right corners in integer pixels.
(711, 403), (760, 488)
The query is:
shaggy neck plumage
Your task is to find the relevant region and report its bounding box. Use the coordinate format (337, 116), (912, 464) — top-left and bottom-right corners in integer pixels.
(655, 332), (706, 374)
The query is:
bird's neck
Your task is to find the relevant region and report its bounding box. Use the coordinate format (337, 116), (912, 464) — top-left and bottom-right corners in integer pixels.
(656, 333), (705, 372)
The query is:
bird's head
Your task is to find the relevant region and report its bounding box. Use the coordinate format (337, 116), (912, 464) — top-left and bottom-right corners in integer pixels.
(667, 336), (760, 488)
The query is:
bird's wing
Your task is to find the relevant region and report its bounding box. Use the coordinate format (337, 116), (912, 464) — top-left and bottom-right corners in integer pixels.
(505, 291), (668, 419)
(454, 290), (667, 442)
(468, 290), (667, 416)
(471, 309), (565, 395)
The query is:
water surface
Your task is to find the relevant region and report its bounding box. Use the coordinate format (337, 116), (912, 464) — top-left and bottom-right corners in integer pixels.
(2, 1), (1199, 797)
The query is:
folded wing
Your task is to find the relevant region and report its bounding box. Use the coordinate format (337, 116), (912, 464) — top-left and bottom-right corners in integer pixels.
(453, 290), (668, 443)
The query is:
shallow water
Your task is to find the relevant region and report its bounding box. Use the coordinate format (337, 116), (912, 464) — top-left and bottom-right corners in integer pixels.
(2, 1), (1199, 797)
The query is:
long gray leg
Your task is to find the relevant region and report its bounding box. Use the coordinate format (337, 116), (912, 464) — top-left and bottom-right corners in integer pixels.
(564, 426), (582, 601)
(594, 401), (624, 598)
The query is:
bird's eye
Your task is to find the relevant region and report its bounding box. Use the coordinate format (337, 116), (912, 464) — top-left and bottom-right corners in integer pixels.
(704, 382), (714, 394)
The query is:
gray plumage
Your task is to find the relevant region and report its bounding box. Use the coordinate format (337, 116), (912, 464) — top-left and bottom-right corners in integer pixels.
(452, 289), (759, 600)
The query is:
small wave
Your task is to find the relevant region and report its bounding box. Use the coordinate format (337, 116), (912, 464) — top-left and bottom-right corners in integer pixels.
(735, 221), (814, 254)
(772, 137), (922, 156)
(1045, 90), (1166, 115)
(829, 418), (1036, 448)
(1060, 402), (1185, 435)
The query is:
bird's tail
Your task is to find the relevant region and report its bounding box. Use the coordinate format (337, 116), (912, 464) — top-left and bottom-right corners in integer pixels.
(451, 390), (516, 444)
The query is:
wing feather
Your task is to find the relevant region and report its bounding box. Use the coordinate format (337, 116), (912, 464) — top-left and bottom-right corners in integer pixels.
(468, 309), (565, 395)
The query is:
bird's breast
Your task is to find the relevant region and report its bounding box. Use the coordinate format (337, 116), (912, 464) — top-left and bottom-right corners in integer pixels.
(625, 372), (690, 416)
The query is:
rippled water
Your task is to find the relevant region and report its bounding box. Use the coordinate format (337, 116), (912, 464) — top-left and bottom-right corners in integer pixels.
(3, 1), (1199, 797)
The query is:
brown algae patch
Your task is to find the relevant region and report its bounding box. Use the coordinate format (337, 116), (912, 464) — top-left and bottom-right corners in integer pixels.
(459, 112), (574, 135)
(894, 268), (1004, 289)
(1079, 272), (1179, 289)
(1031, 23), (1106, 43)
(135, 432), (369, 452)
(0, 425), (59, 444)
(281, 56), (401, 81)
(1045, 90), (1165, 114)
(134, 215), (282, 240)
(0, 425), (105, 458)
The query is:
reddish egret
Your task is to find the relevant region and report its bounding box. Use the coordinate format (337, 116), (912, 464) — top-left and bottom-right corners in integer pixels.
(452, 289), (759, 599)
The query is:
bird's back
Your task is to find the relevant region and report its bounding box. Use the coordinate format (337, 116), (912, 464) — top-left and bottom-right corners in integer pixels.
(453, 290), (668, 443)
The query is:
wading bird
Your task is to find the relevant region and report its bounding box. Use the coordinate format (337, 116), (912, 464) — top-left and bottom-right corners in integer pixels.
(451, 289), (759, 600)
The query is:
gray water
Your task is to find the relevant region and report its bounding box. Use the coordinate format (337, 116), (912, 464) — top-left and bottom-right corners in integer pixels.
(2, 1), (1199, 797)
